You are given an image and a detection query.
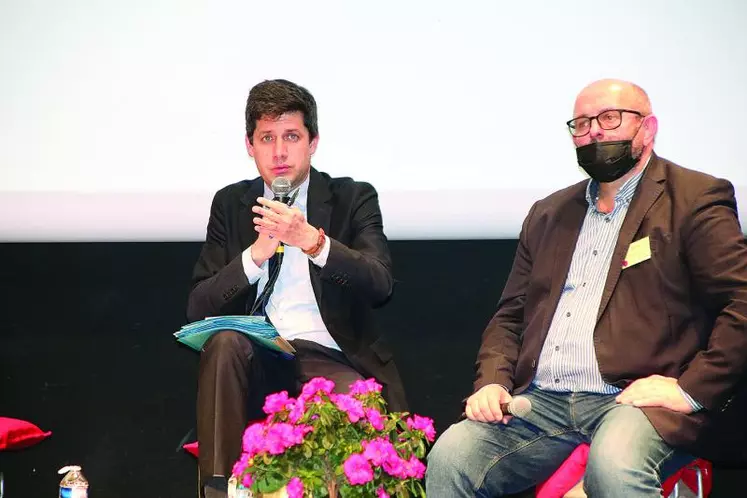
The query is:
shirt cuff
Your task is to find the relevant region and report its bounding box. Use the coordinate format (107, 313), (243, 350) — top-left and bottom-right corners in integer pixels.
(241, 246), (267, 284)
(677, 384), (703, 412)
(308, 234), (331, 267)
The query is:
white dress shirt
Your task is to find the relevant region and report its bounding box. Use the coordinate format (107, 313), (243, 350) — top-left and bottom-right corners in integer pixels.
(239, 175), (340, 350)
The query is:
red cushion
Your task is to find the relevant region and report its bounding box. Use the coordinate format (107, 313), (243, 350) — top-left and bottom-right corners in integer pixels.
(183, 440), (199, 457)
(536, 444), (590, 498)
(0, 417), (52, 451)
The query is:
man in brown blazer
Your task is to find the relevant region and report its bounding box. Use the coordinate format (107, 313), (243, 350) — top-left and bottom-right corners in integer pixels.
(188, 79), (407, 497)
(426, 79), (747, 497)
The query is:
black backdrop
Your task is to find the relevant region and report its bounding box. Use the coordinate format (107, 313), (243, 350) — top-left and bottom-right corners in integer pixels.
(0, 241), (744, 497)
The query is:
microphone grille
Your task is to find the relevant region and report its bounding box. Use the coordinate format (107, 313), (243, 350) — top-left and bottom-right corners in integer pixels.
(509, 396), (532, 417)
(271, 177), (292, 196)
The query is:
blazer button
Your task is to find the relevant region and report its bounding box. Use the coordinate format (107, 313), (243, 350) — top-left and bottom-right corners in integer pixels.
(531, 359), (536, 369)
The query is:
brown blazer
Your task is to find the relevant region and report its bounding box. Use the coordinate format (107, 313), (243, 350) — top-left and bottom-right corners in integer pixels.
(186, 168), (407, 412)
(474, 154), (747, 460)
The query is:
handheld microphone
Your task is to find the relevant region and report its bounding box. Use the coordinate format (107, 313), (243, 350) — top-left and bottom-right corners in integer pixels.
(500, 396), (532, 418)
(270, 177), (292, 204)
(269, 177), (293, 255)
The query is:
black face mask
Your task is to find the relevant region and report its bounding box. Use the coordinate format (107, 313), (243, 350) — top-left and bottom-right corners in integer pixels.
(575, 140), (639, 183)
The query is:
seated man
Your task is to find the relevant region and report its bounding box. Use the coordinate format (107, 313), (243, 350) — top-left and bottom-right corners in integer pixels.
(425, 79), (747, 497)
(187, 79), (407, 498)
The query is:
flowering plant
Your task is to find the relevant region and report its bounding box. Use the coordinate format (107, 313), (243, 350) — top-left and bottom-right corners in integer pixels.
(232, 377), (435, 497)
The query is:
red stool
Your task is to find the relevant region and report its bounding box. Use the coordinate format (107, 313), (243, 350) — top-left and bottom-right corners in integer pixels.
(536, 443), (712, 498)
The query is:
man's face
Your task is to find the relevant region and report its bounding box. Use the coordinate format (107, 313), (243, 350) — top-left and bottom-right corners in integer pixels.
(571, 84), (646, 157)
(246, 111), (318, 189)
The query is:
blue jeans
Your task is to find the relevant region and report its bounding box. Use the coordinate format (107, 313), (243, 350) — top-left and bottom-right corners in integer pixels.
(425, 385), (694, 497)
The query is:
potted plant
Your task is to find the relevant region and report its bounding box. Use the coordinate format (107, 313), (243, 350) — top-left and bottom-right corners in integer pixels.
(231, 377), (435, 497)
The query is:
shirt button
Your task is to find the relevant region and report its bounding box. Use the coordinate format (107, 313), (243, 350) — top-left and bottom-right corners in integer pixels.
(605, 218), (611, 223)
(593, 250), (598, 256)
(582, 282), (587, 287)
(555, 346), (560, 351)
(566, 312), (571, 317)
(554, 378), (560, 384)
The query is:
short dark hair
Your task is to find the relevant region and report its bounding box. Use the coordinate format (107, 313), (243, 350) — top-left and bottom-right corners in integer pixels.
(245, 79), (318, 144)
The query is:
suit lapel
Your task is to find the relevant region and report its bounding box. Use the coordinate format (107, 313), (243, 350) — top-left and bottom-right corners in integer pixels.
(239, 178), (265, 250)
(596, 156), (666, 321)
(306, 168), (333, 307)
(542, 186), (588, 335)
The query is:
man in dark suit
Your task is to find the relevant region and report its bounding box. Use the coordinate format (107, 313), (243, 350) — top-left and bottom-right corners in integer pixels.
(188, 79), (407, 498)
(426, 79), (747, 497)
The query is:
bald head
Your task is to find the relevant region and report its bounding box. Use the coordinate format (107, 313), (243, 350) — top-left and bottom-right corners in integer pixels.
(574, 79), (652, 117)
(569, 78), (658, 173)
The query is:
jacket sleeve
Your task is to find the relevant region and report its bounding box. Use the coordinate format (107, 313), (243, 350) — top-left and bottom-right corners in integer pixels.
(677, 178), (747, 410)
(474, 201), (539, 393)
(186, 191), (254, 322)
(319, 182), (393, 307)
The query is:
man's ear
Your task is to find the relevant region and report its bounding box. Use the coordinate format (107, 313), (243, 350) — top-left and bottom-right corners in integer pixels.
(245, 135), (255, 158)
(643, 115), (658, 146)
(309, 134), (319, 155)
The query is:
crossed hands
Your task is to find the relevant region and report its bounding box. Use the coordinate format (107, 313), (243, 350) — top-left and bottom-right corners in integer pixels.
(249, 197), (318, 266)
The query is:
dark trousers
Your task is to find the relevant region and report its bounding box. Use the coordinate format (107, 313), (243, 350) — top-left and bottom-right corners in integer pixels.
(196, 330), (364, 485)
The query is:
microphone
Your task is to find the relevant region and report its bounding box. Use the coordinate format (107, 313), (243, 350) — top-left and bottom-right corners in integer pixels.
(270, 177), (292, 205)
(269, 177), (293, 256)
(500, 396), (532, 418)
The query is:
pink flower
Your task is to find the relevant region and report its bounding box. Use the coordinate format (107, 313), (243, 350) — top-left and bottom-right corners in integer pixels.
(376, 488), (390, 498)
(365, 408), (385, 430)
(382, 453), (406, 478)
(241, 471), (254, 488)
(343, 453), (374, 485)
(362, 438), (397, 467)
(287, 398), (306, 423)
(406, 414), (436, 442)
(333, 394), (365, 423)
(263, 391), (291, 415)
(242, 422), (266, 456)
(299, 377), (335, 401)
(286, 477), (304, 498)
(232, 453), (251, 478)
(263, 423), (308, 455)
(404, 455), (426, 479)
(349, 378), (383, 396)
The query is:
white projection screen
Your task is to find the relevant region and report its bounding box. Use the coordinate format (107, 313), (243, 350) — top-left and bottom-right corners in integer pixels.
(1, 0), (746, 241)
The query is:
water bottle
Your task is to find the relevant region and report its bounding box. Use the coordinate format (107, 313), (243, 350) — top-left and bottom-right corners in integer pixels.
(228, 475), (252, 498)
(58, 465), (89, 498)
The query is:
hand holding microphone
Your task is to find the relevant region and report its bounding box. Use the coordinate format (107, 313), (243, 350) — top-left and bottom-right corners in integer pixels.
(252, 177), (318, 250)
(465, 384), (532, 424)
(249, 177), (292, 266)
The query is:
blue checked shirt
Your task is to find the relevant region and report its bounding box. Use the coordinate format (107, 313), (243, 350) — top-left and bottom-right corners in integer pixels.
(532, 165), (701, 410)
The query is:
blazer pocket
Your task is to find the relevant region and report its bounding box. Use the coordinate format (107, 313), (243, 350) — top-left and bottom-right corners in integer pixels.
(369, 337), (393, 363)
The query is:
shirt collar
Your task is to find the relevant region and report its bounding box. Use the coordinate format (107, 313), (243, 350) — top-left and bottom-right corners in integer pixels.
(263, 171), (310, 212)
(585, 154), (651, 207)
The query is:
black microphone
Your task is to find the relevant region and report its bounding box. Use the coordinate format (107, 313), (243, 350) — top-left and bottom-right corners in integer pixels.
(269, 177), (293, 256)
(500, 396), (532, 417)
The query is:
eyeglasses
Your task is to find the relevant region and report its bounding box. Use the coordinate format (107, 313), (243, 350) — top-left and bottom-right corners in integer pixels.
(566, 109), (644, 137)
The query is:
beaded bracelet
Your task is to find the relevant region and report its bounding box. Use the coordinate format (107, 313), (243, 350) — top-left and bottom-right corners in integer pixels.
(303, 227), (326, 258)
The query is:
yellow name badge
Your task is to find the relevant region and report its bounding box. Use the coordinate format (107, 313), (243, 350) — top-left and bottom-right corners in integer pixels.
(622, 236), (651, 269)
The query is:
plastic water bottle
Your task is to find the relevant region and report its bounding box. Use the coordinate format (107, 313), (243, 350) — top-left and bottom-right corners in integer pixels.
(228, 475), (252, 498)
(58, 466), (88, 498)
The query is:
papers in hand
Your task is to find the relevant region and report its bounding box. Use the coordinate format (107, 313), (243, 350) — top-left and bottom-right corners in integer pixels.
(174, 316), (296, 356)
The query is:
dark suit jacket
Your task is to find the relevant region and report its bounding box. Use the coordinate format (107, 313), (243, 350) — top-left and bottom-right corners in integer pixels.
(186, 168), (407, 411)
(474, 154), (747, 460)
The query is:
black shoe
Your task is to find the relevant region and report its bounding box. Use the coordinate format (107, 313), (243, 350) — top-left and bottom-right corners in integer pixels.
(203, 476), (228, 498)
